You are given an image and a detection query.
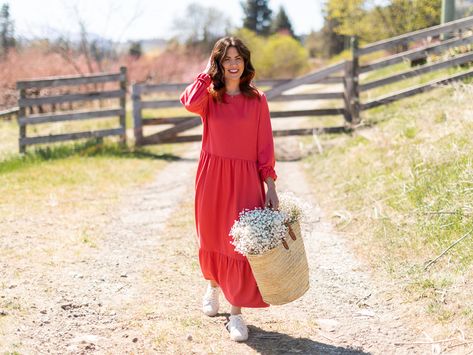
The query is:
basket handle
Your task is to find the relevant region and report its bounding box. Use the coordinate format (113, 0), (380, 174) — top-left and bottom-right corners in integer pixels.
(288, 224), (297, 241)
(281, 223), (297, 250)
(281, 238), (289, 250)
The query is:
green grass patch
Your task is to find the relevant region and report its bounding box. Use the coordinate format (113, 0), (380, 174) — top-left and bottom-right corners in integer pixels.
(0, 119), (18, 159)
(0, 138), (190, 218)
(0, 138), (179, 174)
(302, 81), (473, 327)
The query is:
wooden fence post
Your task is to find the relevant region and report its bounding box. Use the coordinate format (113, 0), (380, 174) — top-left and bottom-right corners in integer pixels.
(132, 84), (143, 146)
(18, 88), (26, 154)
(343, 60), (353, 123)
(351, 36), (361, 124)
(344, 36), (360, 124)
(119, 66), (127, 145)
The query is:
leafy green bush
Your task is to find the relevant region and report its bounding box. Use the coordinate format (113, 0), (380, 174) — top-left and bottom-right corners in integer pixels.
(259, 34), (309, 78)
(233, 28), (308, 79)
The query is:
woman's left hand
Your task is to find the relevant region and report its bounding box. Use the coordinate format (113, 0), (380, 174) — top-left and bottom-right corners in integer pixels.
(265, 187), (279, 210)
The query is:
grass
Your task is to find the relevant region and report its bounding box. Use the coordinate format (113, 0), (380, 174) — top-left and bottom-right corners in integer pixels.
(302, 81), (473, 328)
(0, 138), (179, 171)
(0, 119), (18, 159)
(0, 138), (189, 219)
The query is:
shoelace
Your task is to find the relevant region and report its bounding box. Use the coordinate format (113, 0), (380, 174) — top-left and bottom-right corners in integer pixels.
(203, 287), (218, 304)
(227, 315), (246, 332)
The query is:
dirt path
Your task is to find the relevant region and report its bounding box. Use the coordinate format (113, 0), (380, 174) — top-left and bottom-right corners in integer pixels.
(2, 82), (445, 354)
(1, 73), (470, 355)
(1, 135), (435, 354)
(1, 147), (199, 353)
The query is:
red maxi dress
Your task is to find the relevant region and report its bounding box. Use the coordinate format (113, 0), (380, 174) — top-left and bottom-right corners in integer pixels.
(180, 73), (277, 308)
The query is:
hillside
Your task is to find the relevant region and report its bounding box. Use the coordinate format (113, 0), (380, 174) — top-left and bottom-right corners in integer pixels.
(302, 81), (473, 336)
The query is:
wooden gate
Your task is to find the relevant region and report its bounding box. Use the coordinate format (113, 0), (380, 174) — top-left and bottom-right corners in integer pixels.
(132, 63), (350, 146)
(17, 67), (127, 153)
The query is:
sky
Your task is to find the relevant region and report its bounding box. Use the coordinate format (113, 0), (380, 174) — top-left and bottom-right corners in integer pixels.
(8, 0), (324, 42)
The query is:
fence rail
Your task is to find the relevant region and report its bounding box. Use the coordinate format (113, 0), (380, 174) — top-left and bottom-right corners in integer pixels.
(361, 68), (473, 110)
(360, 51), (473, 91)
(359, 35), (473, 73)
(17, 67), (127, 153)
(132, 63), (348, 146)
(357, 15), (473, 55)
(16, 72), (126, 89)
(351, 15), (473, 118)
(0, 107), (19, 120)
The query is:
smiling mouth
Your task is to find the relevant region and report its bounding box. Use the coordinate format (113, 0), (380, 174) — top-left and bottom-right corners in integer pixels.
(228, 69), (239, 74)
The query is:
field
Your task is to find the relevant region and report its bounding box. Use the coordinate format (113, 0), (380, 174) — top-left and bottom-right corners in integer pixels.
(302, 81), (473, 331)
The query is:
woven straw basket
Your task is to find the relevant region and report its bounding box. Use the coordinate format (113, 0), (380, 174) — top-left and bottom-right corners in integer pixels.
(247, 221), (309, 305)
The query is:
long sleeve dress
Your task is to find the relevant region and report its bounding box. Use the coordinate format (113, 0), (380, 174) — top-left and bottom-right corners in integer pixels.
(180, 73), (277, 308)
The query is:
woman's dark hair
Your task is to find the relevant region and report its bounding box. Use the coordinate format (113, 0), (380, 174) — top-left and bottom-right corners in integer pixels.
(207, 36), (260, 102)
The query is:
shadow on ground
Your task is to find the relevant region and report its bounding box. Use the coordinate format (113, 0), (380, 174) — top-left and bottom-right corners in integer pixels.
(246, 325), (369, 355)
(0, 139), (194, 173)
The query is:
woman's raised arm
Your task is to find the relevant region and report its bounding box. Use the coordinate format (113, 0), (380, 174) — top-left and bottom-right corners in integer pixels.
(179, 57), (213, 118)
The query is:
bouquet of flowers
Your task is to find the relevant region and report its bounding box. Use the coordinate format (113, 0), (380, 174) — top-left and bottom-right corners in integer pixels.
(229, 192), (310, 256)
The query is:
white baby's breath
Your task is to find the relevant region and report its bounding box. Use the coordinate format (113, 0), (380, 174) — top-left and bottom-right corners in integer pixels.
(229, 207), (288, 256)
(278, 192), (312, 224)
(229, 193), (311, 256)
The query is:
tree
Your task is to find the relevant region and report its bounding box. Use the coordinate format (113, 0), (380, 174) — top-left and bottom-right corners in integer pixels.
(129, 41), (142, 58)
(315, 4), (348, 58)
(172, 3), (232, 50)
(325, 0), (441, 45)
(241, 0), (273, 36)
(373, 0), (441, 40)
(270, 6), (296, 38)
(260, 34), (309, 78)
(232, 28), (308, 78)
(0, 3), (15, 56)
(325, 0), (368, 39)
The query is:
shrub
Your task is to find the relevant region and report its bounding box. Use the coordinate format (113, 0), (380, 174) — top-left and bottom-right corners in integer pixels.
(232, 28), (308, 79)
(259, 34), (309, 78)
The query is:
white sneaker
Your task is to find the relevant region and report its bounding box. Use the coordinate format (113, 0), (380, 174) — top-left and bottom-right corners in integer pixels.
(202, 285), (219, 316)
(226, 314), (249, 342)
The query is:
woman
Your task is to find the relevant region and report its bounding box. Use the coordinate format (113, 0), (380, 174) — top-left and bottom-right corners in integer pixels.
(180, 36), (279, 342)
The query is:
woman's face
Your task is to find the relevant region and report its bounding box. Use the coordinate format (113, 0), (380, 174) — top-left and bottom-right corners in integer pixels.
(221, 46), (244, 83)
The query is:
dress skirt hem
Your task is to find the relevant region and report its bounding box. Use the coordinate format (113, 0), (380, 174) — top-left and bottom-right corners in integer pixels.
(199, 249), (269, 308)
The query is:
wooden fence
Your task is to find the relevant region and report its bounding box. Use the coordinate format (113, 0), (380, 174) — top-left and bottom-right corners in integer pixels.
(354, 15), (473, 113)
(10, 16), (473, 151)
(17, 67), (127, 153)
(132, 63), (349, 146)
(0, 106), (19, 120)
(131, 16), (473, 146)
